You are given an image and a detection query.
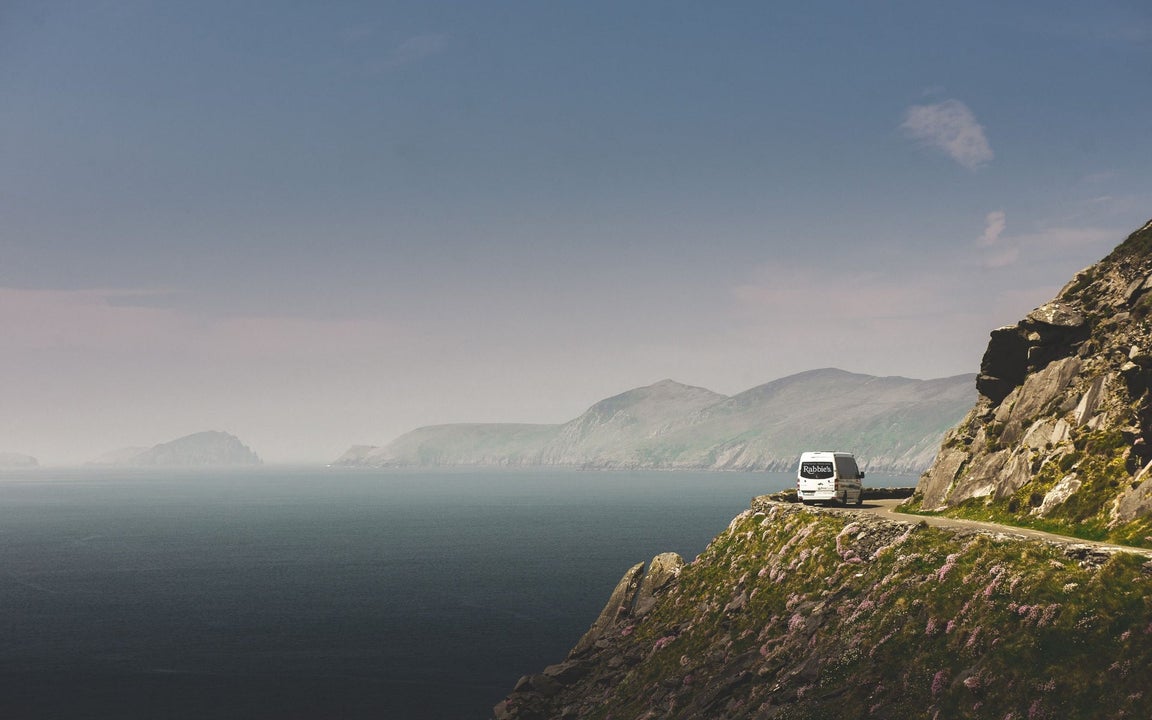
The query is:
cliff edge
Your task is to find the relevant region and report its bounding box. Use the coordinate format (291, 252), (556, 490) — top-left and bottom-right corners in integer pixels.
(494, 501), (1152, 720)
(491, 218), (1152, 720)
(912, 218), (1152, 546)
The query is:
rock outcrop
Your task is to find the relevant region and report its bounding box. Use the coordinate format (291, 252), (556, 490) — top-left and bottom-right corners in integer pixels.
(337, 370), (975, 473)
(494, 500), (1152, 719)
(89, 431), (262, 467)
(914, 218), (1152, 546)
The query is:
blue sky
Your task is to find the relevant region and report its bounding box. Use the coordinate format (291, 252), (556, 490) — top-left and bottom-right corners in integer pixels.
(2, 1), (1150, 463)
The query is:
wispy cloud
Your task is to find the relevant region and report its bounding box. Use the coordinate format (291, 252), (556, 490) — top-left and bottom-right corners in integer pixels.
(977, 210), (1016, 267)
(978, 210), (1007, 247)
(0, 287), (405, 356)
(727, 262), (1018, 379)
(974, 214), (1120, 269)
(901, 99), (994, 170)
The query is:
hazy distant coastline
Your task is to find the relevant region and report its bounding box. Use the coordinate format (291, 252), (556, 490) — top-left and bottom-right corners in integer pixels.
(87, 431), (262, 468)
(0, 452), (38, 469)
(337, 368), (976, 473)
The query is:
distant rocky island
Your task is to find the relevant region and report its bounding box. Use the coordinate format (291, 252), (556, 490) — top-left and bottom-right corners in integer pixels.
(0, 452), (38, 469)
(336, 369), (975, 473)
(89, 431), (261, 467)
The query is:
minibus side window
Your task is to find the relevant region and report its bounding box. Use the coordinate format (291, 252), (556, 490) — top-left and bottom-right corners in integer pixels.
(834, 456), (860, 479)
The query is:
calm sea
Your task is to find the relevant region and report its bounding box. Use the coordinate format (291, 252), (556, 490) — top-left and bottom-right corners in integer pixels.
(0, 467), (915, 719)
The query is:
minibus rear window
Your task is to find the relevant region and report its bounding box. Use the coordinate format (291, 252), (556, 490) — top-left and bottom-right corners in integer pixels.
(800, 462), (835, 479)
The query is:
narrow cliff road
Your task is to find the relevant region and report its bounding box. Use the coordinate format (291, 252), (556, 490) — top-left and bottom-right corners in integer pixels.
(830, 498), (1152, 558)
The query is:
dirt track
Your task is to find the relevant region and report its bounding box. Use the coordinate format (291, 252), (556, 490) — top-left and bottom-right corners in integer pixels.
(829, 498), (1152, 558)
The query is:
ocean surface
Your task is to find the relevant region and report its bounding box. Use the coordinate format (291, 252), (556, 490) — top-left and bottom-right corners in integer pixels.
(0, 467), (916, 719)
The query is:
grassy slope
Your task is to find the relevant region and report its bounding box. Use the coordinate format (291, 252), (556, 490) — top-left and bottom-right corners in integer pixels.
(510, 502), (1152, 720)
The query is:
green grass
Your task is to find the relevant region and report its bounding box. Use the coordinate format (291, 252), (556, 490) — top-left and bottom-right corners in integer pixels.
(905, 429), (1152, 548)
(567, 505), (1152, 719)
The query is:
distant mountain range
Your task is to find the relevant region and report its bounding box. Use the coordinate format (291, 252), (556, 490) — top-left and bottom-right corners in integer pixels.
(89, 431), (262, 467)
(335, 368), (976, 473)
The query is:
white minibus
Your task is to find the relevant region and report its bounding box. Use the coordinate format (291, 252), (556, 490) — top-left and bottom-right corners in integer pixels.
(796, 451), (864, 506)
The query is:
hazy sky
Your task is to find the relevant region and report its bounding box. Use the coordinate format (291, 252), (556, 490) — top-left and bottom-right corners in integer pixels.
(2, 1), (1150, 464)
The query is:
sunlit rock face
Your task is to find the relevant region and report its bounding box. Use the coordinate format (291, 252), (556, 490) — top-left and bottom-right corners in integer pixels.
(915, 218), (1152, 544)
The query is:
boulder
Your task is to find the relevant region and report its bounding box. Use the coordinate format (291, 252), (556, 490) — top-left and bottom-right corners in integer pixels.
(572, 562), (645, 654)
(634, 552), (684, 616)
(1026, 302), (1085, 328)
(977, 326), (1030, 404)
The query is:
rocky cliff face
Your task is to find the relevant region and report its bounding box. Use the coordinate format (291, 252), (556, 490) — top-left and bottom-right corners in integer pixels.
(90, 431), (262, 467)
(914, 219), (1152, 545)
(335, 370), (974, 473)
(494, 501), (1152, 720)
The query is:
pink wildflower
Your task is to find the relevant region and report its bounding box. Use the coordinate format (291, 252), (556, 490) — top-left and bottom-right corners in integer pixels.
(788, 613), (806, 632)
(1028, 699), (1044, 719)
(965, 627), (982, 649)
(931, 670), (948, 696)
(936, 553), (960, 581)
(983, 579), (1000, 599)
